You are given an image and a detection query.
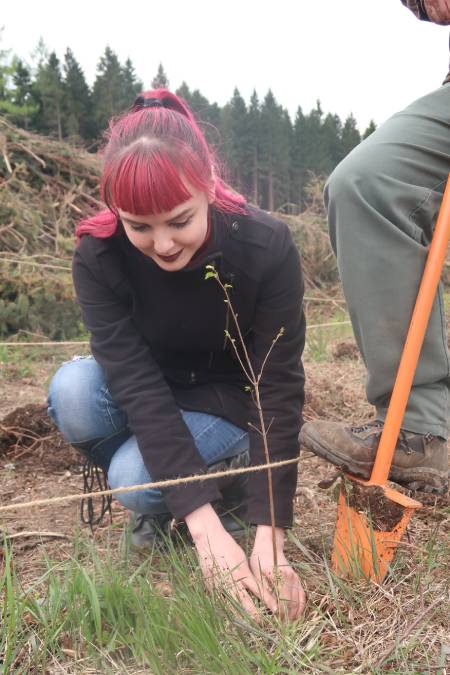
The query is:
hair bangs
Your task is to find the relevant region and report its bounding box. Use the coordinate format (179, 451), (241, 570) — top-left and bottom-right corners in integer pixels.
(102, 143), (210, 216)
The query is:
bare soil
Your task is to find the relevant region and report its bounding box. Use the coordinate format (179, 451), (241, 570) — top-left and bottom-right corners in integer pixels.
(343, 479), (406, 531)
(0, 356), (449, 674)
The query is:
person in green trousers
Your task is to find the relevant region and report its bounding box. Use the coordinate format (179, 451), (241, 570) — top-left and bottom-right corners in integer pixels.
(300, 0), (450, 494)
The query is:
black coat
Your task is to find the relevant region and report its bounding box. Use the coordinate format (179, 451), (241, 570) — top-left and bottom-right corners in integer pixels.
(72, 205), (306, 527)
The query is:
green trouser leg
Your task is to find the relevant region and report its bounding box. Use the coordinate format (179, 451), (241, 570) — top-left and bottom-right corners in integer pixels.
(325, 84), (450, 439)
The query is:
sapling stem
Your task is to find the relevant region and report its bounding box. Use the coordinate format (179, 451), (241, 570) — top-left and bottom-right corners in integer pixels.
(205, 265), (284, 571)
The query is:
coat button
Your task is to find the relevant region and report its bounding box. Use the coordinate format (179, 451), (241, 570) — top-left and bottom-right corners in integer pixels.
(231, 221), (239, 232)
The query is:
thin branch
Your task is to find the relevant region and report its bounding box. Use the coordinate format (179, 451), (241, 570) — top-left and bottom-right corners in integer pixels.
(224, 330), (253, 383)
(1, 530), (70, 541)
(257, 328), (284, 383)
(215, 275), (257, 383)
(248, 422), (263, 436)
(12, 141), (46, 167)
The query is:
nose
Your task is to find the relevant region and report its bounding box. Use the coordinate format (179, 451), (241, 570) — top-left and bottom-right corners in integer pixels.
(152, 229), (175, 255)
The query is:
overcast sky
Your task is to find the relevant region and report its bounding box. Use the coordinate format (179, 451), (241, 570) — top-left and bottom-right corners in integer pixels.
(2, 0), (449, 131)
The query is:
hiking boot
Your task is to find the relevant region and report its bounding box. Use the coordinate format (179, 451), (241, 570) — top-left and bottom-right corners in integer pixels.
(299, 419), (449, 494)
(130, 512), (173, 550)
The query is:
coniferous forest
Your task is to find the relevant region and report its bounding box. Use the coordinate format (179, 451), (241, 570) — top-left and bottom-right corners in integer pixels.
(0, 41), (377, 212)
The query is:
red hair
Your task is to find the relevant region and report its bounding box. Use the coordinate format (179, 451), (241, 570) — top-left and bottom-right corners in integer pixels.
(77, 89), (246, 239)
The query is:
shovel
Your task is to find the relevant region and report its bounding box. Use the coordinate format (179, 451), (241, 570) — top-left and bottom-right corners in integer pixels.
(332, 174), (450, 583)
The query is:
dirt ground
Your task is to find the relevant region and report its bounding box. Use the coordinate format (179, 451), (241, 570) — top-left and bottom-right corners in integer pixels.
(0, 345), (448, 582)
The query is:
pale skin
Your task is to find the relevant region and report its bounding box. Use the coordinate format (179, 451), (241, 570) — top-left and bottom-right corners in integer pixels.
(118, 184), (306, 621)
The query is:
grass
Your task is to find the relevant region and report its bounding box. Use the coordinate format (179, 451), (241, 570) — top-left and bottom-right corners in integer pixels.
(0, 340), (90, 384)
(305, 308), (353, 362)
(1, 518), (448, 674)
(302, 291), (355, 363)
(0, 534), (318, 674)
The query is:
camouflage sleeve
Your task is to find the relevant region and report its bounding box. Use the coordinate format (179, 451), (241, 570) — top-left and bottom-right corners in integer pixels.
(401, 0), (450, 24)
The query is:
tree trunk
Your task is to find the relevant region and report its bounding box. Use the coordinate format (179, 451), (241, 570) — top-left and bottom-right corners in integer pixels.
(56, 103), (62, 141)
(252, 148), (259, 205)
(267, 168), (274, 212)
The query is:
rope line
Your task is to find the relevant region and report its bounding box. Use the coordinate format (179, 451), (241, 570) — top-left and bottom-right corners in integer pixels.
(307, 320), (351, 330)
(0, 341), (89, 347)
(0, 457), (300, 514)
(0, 257), (71, 272)
(0, 321), (352, 348)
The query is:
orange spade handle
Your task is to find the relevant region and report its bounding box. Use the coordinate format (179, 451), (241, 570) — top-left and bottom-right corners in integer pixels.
(370, 175), (450, 485)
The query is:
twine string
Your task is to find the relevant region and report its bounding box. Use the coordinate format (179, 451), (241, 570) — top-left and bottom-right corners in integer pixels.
(0, 457), (300, 514)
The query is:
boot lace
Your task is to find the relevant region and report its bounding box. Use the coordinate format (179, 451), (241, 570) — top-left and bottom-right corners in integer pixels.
(350, 420), (383, 434)
(80, 459), (113, 529)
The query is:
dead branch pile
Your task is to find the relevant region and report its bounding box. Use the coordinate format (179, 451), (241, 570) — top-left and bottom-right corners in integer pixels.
(0, 116), (101, 257)
(0, 404), (63, 458)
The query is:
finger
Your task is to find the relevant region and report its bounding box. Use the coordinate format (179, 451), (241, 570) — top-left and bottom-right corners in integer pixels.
(249, 564), (276, 603)
(249, 559), (281, 611)
(261, 567), (306, 621)
(221, 578), (262, 622)
(204, 563), (262, 622)
(275, 572), (306, 621)
(290, 584), (306, 620)
(241, 571), (278, 614)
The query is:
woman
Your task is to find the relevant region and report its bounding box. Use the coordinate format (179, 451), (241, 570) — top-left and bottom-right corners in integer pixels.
(48, 89), (306, 620)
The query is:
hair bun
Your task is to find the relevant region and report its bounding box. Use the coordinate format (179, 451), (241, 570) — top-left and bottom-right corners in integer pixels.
(133, 96), (163, 108)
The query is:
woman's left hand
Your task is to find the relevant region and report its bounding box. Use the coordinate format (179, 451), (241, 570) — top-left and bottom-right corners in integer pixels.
(249, 525), (306, 621)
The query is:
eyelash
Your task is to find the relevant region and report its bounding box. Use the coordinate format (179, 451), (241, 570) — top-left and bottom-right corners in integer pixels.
(129, 216), (192, 232)
(172, 216), (193, 229)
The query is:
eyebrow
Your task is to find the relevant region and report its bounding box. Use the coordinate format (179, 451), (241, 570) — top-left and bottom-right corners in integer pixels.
(122, 208), (193, 227)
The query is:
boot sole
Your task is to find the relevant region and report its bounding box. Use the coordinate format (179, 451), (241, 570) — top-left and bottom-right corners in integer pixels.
(300, 428), (449, 495)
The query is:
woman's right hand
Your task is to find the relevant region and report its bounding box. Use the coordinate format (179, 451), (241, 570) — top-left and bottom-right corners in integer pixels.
(185, 504), (278, 620)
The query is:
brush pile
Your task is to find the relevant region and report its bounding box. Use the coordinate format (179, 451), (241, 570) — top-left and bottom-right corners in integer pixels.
(0, 116), (101, 256)
(0, 117), (103, 339)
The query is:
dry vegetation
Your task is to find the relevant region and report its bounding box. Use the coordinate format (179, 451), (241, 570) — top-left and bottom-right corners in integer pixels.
(0, 116), (100, 256)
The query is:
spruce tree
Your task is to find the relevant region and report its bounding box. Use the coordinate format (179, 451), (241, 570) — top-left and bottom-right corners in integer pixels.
(302, 101), (328, 176)
(281, 108), (295, 211)
(0, 36), (37, 129)
(34, 51), (64, 139)
(259, 90), (277, 210)
(151, 63), (169, 89)
(63, 48), (94, 140)
(259, 90), (291, 211)
(9, 58), (37, 129)
(92, 46), (128, 135)
(176, 86), (220, 145)
(122, 57), (143, 107)
(340, 113), (361, 159)
(247, 90), (261, 205)
(321, 113), (343, 172)
(176, 81), (192, 105)
(188, 89), (212, 119)
(221, 88), (249, 194)
(292, 106), (307, 208)
(11, 58), (33, 106)
(363, 119), (377, 139)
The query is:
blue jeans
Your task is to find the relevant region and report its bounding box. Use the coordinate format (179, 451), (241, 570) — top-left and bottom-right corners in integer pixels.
(47, 356), (249, 515)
